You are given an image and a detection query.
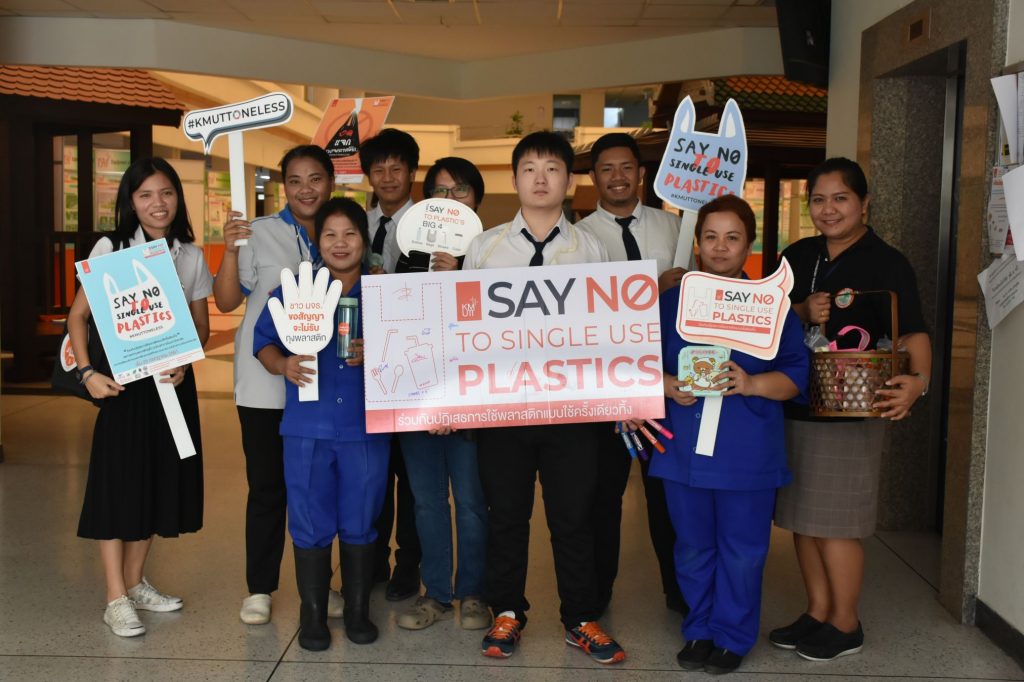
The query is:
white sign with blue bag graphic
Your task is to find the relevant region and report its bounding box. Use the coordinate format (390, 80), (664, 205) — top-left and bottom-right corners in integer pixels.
(76, 239), (205, 458)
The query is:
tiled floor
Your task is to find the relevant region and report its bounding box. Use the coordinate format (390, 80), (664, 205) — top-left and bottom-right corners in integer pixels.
(1, 313), (1021, 681)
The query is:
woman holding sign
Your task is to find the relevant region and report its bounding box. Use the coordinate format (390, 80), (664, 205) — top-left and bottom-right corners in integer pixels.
(253, 198), (389, 650)
(69, 157), (212, 638)
(393, 158), (492, 633)
(213, 145), (341, 626)
(651, 195), (808, 674)
(771, 158), (930, 662)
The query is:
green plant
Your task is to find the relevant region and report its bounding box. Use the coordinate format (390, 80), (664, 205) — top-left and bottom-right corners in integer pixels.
(505, 110), (525, 137)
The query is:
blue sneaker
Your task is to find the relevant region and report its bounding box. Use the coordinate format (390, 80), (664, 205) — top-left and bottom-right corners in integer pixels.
(481, 615), (521, 658)
(565, 621), (626, 664)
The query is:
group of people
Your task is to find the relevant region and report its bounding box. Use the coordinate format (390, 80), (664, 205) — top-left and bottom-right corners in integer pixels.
(67, 125), (930, 674)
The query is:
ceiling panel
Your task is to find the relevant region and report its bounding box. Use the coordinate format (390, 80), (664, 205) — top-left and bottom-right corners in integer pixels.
(2, 0), (778, 60)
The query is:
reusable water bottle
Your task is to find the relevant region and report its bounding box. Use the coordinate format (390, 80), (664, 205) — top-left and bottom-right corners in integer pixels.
(337, 297), (359, 358)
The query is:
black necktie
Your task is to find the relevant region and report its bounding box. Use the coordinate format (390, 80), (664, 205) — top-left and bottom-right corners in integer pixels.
(521, 226), (560, 266)
(371, 215), (389, 255)
(615, 215), (642, 261)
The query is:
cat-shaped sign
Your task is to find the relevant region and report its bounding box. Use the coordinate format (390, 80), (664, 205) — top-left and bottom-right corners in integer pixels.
(654, 96), (748, 212)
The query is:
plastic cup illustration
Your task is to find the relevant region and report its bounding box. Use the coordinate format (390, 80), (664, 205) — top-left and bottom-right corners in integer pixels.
(404, 335), (438, 389)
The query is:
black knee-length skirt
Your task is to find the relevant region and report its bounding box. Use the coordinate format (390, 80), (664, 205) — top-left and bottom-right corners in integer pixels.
(77, 367), (204, 541)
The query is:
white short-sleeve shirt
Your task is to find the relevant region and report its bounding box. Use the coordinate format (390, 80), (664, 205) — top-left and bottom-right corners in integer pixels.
(575, 201), (680, 275)
(463, 210), (608, 270)
(88, 227), (213, 302)
(233, 211), (316, 409)
(371, 198), (414, 274)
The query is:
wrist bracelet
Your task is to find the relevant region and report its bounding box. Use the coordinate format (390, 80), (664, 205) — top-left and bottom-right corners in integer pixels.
(79, 369), (96, 385)
(910, 371), (929, 396)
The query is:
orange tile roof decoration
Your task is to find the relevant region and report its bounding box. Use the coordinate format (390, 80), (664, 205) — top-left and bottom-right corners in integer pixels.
(0, 65), (182, 111)
(713, 75), (828, 113)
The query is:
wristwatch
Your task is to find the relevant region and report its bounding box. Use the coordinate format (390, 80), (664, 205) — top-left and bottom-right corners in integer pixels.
(76, 364), (94, 383)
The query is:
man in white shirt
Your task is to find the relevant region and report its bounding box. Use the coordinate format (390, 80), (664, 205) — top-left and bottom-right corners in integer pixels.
(358, 128), (423, 602)
(465, 131), (625, 665)
(575, 133), (687, 617)
(361, 128), (417, 274)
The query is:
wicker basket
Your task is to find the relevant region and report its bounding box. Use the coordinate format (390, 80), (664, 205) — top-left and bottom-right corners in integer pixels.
(808, 290), (910, 418)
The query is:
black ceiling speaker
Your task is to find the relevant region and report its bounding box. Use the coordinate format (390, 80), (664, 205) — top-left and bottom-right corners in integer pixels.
(776, 0), (832, 88)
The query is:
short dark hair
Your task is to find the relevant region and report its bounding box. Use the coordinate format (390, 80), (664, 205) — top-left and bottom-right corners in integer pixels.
(280, 144), (333, 179)
(590, 133), (641, 170)
(114, 157), (194, 245)
(423, 157), (485, 205)
(314, 197), (370, 248)
(512, 131), (574, 174)
(359, 128), (420, 175)
(807, 157), (869, 201)
(695, 194), (756, 244)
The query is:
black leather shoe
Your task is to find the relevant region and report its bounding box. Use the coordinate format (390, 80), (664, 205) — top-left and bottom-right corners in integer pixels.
(705, 646), (743, 675)
(769, 613), (824, 649)
(385, 564), (420, 601)
(676, 638), (714, 671)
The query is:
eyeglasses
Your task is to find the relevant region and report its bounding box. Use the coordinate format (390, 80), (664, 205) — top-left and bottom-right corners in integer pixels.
(428, 184), (472, 199)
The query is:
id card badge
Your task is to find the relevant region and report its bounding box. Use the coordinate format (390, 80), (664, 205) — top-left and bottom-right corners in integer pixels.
(677, 346), (730, 457)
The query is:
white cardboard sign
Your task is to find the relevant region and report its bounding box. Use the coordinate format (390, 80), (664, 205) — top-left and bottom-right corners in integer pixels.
(267, 262), (343, 402)
(676, 258), (794, 361)
(395, 198), (483, 261)
(183, 92), (294, 153)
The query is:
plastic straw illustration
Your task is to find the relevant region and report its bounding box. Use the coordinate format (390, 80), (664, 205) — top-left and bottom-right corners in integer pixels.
(267, 261), (342, 402)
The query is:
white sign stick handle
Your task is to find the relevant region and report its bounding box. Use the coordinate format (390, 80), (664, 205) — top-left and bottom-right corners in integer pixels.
(674, 210), (698, 270)
(695, 395), (723, 456)
(153, 376), (197, 459)
(229, 131), (249, 246)
(298, 358), (319, 402)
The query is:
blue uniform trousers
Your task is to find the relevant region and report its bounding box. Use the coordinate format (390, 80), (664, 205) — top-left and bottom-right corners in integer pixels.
(284, 437), (389, 549)
(663, 482), (775, 655)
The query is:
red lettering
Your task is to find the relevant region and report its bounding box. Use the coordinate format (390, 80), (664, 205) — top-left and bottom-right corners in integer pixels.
(458, 364), (483, 395)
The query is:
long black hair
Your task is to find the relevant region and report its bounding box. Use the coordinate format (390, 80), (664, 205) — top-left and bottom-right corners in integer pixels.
(113, 157), (194, 245)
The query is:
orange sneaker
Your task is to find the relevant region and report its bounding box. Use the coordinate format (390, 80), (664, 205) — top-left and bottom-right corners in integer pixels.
(481, 614), (521, 658)
(565, 621), (626, 664)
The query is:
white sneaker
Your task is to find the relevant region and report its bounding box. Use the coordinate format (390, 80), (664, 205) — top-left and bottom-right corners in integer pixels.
(240, 593), (272, 625)
(127, 577), (183, 612)
(104, 595), (146, 637)
(327, 589), (344, 619)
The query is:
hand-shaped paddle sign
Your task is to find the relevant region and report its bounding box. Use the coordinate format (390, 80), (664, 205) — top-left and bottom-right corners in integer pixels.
(267, 262), (343, 402)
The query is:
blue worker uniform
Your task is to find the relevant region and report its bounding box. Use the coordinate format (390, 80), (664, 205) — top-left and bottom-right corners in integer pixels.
(649, 287), (809, 655)
(253, 278), (390, 550)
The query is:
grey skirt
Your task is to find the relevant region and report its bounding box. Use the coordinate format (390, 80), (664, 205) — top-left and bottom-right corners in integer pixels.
(774, 418), (886, 539)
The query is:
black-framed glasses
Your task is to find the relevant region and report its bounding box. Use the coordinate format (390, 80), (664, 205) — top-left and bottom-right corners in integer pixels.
(429, 184), (471, 199)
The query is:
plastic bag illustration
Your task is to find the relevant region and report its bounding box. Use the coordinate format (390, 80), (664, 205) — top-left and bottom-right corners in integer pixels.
(654, 96), (748, 212)
(105, 260), (176, 342)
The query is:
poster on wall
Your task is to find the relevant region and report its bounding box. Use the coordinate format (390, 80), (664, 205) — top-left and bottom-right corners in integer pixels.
(312, 96), (395, 183)
(361, 261), (665, 433)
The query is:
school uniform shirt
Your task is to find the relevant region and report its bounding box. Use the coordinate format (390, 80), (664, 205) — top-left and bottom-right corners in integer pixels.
(373, 198), (414, 274)
(89, 227), (213, 302)
(575, 201), (680, 274)
(462, 210), (608, 270)
(649, 287), (810, 491)
(233, 207), (318, 410)
(252, 278), (389, 444)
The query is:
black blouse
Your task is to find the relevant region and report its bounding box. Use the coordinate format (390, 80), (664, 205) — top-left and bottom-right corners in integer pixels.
(781, 226), (928, 348)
